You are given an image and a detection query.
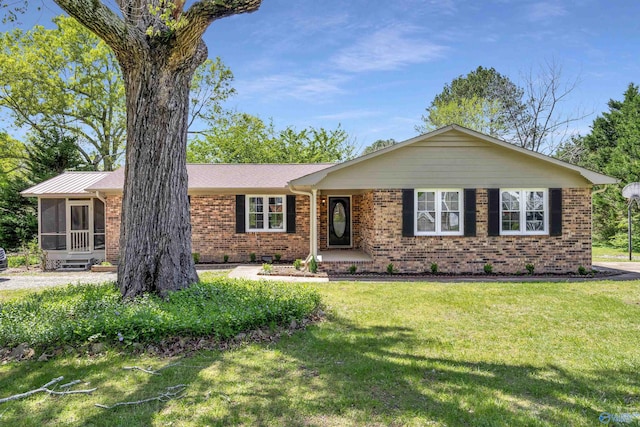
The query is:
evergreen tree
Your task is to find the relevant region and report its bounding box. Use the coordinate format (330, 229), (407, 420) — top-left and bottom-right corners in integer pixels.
(571, 83), (640, 247)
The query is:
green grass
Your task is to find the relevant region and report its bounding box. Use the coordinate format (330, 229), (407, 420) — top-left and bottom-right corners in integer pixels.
(0, 276), (320, 349)
(593, 245), (640, 262)
(1, 280), (640, 426)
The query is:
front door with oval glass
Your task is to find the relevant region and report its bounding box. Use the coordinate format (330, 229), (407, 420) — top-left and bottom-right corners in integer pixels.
(328, 197), (351, 247)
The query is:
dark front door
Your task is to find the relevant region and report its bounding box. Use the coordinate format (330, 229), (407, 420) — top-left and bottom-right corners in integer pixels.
(328, 197), (351, 247)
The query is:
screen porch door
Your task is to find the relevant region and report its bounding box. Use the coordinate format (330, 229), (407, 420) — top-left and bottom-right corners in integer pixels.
(68, 201), (92, 253)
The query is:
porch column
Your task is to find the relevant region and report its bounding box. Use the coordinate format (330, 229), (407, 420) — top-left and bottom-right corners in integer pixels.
(311, 188), (318, 258)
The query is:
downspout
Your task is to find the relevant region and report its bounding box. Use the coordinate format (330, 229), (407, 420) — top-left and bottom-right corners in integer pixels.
(94, 191), (106, 204)
(289, 186), (318, 261)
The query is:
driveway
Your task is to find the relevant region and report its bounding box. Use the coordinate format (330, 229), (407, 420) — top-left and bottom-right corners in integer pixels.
(1, 263), (639, 291)
(0, 270), (116, 291)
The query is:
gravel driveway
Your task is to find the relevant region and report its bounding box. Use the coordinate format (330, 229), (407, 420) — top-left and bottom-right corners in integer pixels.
(0, 270), (117, 291)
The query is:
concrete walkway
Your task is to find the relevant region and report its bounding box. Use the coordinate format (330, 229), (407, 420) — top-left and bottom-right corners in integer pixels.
(1, 262), (639, 291)
(0, 270), (117, 291)
(593, 261), (640, 280)
(228, 265), (329, 283)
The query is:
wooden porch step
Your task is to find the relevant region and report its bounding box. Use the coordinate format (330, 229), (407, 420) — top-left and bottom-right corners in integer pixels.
(58, 258), (95, 272)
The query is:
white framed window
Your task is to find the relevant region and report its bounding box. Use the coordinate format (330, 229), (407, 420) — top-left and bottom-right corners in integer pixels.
(500, 189), (547, 235)
(247, 195), (286, 232)
(415, 189), (463, 236)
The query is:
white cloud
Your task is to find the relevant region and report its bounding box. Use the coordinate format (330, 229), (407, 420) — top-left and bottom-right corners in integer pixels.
(292, 11), (351, 34)
(332, 26), (447, 73)
(526, 2), (567, 22)
(315, 109), (382, 121)
(236, 74), (348, 103)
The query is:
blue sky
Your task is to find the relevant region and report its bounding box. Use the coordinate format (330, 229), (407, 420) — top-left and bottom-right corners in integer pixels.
(15, 0), (640, 153)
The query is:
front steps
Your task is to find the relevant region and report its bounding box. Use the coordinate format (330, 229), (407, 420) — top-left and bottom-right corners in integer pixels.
(58, 257), (95, 271)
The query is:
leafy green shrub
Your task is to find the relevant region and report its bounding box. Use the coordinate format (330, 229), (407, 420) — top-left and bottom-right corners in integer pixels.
(100, 261), (112, 266)
(7, 255), (39, 268)
(348, 265), (357, 274)
(430, 262), (438, 274)
(386, 263), (396, 274)
(192, 252), (200, 264)
(262, 263), (273, 274)
(525, 263), (535, 275)
(577, 265), (587, 275)
(484, 263), (493, 274)
(223, 254), (229, 263)
(293, 259), (303, 270)
(308, 257), (318, 274)
(274, 253), (281, 263)
(249, 252), (256, 263)
(0, 278), (321, 350)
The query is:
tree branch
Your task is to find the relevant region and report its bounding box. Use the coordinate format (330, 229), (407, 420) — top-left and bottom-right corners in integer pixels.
(0, 377), (96, 404)
(123, 366), (161, 375)
(172, 0), (262, 66)
(95, 384), (187, 409)
(53, 0), (131, 54)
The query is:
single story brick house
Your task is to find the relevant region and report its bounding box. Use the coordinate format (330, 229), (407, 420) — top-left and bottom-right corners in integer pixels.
(22, 125), (616, 273)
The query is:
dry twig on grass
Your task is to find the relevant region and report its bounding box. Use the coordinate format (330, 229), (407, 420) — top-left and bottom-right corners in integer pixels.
(95, 384), (187, 410)
(0, 376), (96, 404)
(123, 366), (160, 375)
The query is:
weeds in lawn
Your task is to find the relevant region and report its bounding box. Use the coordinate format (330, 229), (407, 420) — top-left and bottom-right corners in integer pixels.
(0, 278), (320, 351)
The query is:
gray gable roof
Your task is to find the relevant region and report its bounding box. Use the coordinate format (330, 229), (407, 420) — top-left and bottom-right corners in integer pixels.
(22, 164), (335, 197)
(86, 163), (335, 193)
(21, 172), (111, 197)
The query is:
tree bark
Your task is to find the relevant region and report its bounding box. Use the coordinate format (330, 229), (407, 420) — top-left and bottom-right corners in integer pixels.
(117, 45), (204, 298)
(53, 0), (263, 297)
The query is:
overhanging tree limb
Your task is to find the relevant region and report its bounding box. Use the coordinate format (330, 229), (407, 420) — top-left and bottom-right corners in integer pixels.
(54, 0), (130, 53)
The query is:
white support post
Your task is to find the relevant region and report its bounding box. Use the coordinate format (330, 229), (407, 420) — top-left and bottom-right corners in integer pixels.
(311, 188), (318, 259)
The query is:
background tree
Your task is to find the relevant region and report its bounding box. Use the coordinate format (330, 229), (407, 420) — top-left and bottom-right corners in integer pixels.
(504, 61), (586, 153)
(560, 83), (640, 248)
(0, 132), (25, 177)
(0, 16), (235, 172)
(0, 129), (88, 250)
(361, 138), (397, 155)
(24, 129), (91, 182)
(417, 66), (523, 139)
(188, 112), (354, 163)
(418, 63), (583, 153)
(52, 0), (262, 297)
(0, 16), (125, 171)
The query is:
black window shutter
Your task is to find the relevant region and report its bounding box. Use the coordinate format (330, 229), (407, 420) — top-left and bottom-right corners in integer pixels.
(464, 189), (476, 237)
(549, 188), (562, 236)
(487, 188), (500, 236)
(286, 195), (296, 233)
(235, 195), (245, 233)
(402, 189), (414, 237)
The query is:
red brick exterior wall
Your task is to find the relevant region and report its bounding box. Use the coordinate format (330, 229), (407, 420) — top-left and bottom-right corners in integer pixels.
(344, 188), (592, 274)
(105, 188), (592, 274)
(105, 194), (311, 264)
(105, 195), (122, 264)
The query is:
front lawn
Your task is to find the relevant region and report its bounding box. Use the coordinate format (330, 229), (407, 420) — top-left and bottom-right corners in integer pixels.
(1, 280), (639, 426)
(593, 244), (640, 262)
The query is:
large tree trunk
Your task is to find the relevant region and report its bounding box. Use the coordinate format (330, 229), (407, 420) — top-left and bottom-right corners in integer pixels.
(52, 0), (262, 298)
(117, 49), (203, 298)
